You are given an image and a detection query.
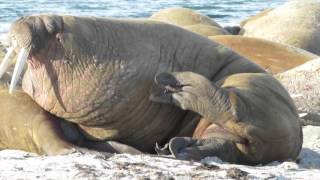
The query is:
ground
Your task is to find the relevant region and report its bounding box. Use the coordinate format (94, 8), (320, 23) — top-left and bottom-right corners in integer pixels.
(0, 126), (319, 179)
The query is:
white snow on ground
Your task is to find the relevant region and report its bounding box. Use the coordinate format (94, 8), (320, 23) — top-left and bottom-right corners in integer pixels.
(0, 126), (320, 179)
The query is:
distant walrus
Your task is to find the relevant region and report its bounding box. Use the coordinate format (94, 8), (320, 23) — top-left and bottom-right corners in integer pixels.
(276, 58), (320, 126)
(241, 0), (320, 55)
(0, 14), (302, 165)
(210, 35), (317, 74)
(150, 7), (230, 36)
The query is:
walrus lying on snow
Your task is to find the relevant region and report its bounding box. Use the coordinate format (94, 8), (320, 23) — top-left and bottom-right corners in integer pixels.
(0, 14), (302, 165)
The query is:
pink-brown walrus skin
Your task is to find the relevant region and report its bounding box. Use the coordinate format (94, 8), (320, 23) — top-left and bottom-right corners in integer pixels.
(0, 83), (142, 155)
(0, 14), (302, 165)
(0, 50), (143, 155)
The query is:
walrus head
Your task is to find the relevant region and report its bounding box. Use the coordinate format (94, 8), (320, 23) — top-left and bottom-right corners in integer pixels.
(0, 15), (63, 93)
(0, 15), (117, 125)
(0, 15), (151, 131)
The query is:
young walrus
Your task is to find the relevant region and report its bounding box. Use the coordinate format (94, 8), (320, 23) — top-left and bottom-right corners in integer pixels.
(0, 87), (143, 155)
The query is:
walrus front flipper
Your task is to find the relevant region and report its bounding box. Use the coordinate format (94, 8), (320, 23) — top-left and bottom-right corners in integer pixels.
(150, 72), (235, 123)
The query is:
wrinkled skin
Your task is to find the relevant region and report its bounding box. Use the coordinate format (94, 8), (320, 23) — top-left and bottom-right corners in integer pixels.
(150, 7), (230, 36)
(0, 49), (142, 155)
(148, 8), (318, 127)
(241, 1), (320, 55)
(2, 14), (302, 165)
(0, 81), (142, 155)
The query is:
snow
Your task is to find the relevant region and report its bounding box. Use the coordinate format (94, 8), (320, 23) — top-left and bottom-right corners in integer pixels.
(0, 126), (319, 179)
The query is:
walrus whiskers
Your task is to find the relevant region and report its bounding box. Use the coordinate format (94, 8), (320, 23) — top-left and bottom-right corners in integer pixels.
(9, 47), (29, 94)
(0, 47), (15, 79)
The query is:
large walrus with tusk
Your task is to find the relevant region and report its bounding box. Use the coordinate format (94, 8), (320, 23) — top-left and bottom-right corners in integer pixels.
(0, 14), (302, 165)
(0, 88), (143, 155)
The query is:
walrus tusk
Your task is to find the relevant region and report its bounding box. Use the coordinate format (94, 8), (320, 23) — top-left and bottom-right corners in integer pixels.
(0, 47), (15, 79)
(9, 48), (29, 94)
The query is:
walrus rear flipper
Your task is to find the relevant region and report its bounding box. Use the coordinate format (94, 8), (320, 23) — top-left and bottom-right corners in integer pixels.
(299, 113), (320, 126)
(156, 137), (243, 163)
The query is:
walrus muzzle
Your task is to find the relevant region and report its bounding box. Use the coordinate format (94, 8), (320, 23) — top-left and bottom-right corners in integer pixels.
(0, 15), (62, 94)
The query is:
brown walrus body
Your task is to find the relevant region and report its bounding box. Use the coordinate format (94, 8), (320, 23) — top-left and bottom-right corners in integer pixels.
(0, 14), (302, 165)
(149, 9), (317, 74)
(0, 89), (74, 155)
(210, 35), (317, 74)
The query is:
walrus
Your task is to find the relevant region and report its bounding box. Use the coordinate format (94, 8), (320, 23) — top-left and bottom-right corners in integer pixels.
(209, 36), (320, 125)
(0, 14), (302, 165)
(240, 0), (320, 55)
(209, 35), (317, 74)
(0, 88), (143, 155)
(0, 88), (76, 155)
(150, 7), (230, 36)
(149, 10), (317, 74)
(0, 47), (143, 155)
(0, 49), (72, 154)
(276, 58), (320, 126)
